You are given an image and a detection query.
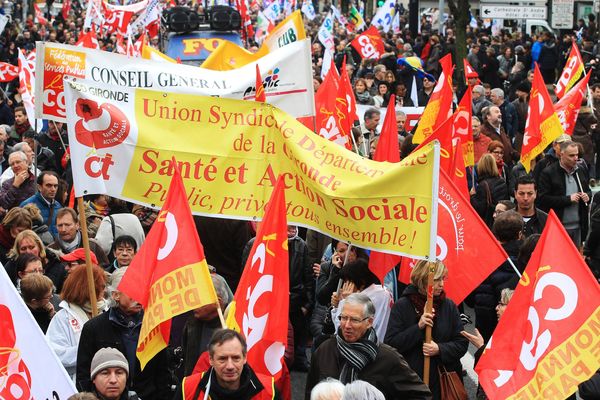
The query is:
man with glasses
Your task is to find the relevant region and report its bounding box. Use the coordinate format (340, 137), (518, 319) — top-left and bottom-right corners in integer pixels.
(0, 151), (36, 210)
(305, 293), (431, 400)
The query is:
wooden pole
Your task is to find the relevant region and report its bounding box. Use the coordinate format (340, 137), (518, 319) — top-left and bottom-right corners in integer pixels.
(423, 264), (435, 386)
(216, 306), (226, 329)
(77, 197), (99, 317)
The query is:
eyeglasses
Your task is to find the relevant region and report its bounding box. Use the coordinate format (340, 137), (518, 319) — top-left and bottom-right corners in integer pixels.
(492, 150), (504, 155)
(338, 315), (369, 325)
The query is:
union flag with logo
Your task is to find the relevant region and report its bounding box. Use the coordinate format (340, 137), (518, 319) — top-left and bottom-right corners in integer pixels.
(118, 160), (218, 369)
(351, 26), (385, 60)
(226, 176), (289, 380)
(476, 211), (600, 400)
(555, 42), (584, 99)
(555, 71), (590, 136)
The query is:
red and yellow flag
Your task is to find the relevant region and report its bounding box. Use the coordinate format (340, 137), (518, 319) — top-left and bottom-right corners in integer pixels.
(255, 64), (266, 102)
(463, 59), (479, 83)
(555, 43), (584, 99)
(521, 65), (564, 172)
(452, 88), (474, 167)
(118, 160), (218, 369)
(555, 71), (590, 136)
(413, 54), (454, 144)
(339, 56), (358, 135)
(226, 176), (289, 379)
(476, 211), (600, 400)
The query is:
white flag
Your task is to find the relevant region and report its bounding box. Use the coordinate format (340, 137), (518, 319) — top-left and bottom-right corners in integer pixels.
(262, 1), (282, 23)
(318, 12), (335, 53)
(321, 48), (333, 79)
(301, 1), (316, 20)
(371, 0), (395, 33)
(0, 14), (9, 34)
(330, 4), (347, 26)
(17, 50), (43, 131)
(391, 10), (400, 33)
(0, 267), (77, 398)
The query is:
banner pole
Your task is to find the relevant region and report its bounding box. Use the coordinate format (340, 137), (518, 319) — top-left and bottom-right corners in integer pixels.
(217, 306), (227, 329)
(506, 257), (522, 279)
(423, 142), (440, 386)
(77, 197), (99, 317)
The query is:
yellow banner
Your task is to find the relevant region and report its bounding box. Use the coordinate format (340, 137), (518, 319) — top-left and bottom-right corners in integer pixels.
(202, 10), (306, 70)
(65, 78), (439, 258)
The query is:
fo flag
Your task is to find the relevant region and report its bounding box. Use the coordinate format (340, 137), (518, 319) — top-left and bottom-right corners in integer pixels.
(0, 62), (18, 82)
(118, 160), (218, 369)
(413, 54), (454, 144)
(476, 211), (600, 400)
(226, 176), (289, 379)
(555, 71), (591, 136)
(0, 267), (77, 398)
(400, 169), (507, 304)
(521, 65), (564, 172)
(555, 43), (584, 99)
(351, 26), (385, 60)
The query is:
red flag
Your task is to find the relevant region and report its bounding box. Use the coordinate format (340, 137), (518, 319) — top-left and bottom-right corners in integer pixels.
(555, 71), (591, 136)
(75, 28), (100, 50)
(555, 42), (585, 99)
(338, 56), (358, 134)
(314, 61), (352, 149)
(476, 211), (600, 400)
(255, 64), (266, 102)
(0, 62), (18, 82)
(62, 0), (71, 20)
(413, 54), (454, 143)
(33, 3), (48, 25)
(351, 26), (385, 60)
(400, 169), (508, 303)
(414, 113), (454, 174)
(452, 88), (475, 167)
(118, 161), (218, 368)
(450, 138), (469, 198)
(463, 59), (479, 83)
(226, 176), (289, 380)
(102, 2), (134, 35)
(521, 65), (565, 172)
(369, 96), (402, 282)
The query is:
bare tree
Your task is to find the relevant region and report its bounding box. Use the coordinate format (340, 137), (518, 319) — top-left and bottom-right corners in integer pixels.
(448, 0), (470, 88)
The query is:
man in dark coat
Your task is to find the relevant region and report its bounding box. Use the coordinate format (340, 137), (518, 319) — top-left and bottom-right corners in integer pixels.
(306, 293), (431, 400)
(514, 175), (548, 237)
(538, 140), (591, 247)
(76, 268), (172, 400)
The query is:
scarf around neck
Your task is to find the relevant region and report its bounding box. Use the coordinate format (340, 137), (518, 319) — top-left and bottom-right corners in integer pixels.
(335, 327), (378, 384)
(58, 231), (81, 253)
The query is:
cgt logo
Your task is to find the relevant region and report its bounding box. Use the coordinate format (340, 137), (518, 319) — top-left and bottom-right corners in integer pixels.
(243, 68), (281, 98)
(74, 98), (130, 150)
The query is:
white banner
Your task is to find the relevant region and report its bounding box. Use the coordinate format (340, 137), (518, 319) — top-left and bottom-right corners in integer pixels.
(371, 0), (395, 33)
(35, 39), (315, 122)
(0, 267), (77, 399)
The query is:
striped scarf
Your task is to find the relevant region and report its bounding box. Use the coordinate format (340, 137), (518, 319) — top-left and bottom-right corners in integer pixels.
(335, 327), (378, 384)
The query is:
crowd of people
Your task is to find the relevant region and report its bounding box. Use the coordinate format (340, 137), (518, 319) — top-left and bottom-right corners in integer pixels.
(1, 0), (600, 399)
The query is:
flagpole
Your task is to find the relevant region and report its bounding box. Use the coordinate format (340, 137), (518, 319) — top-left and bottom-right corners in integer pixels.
(423, 142), (441, 386)
(574, 172), (589, 207)
(506, 257), (522, 279)
(77, 197), (99, 317)
(216, 307), (227, 329)
(51, 120), (69, 153)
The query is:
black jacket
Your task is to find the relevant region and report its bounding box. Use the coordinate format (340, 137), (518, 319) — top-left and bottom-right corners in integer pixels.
(537, 161), (591, 238)
(384, 285), (468, 400)
(584, 192), (600, 260)
(470, 176), (510, 227)
(306, 335), (432, 400)
(76, 309), (172, 400)
(522, 208), (548, 238)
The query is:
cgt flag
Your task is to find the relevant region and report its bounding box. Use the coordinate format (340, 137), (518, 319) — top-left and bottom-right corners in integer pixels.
(351, 26), (385, 60)
(555, 42), (584, 99)
(452, 88), (474, 167)
(413, 54), (454, 144)
(226, 176), (289, 379)
(400, 169), (507, 304)
(118, 160), (218, 369)
(555, 71), (591, 136)
(315, 61), (352, 149)
(521, 64), (565, 172)
(476, 211), (600, 400)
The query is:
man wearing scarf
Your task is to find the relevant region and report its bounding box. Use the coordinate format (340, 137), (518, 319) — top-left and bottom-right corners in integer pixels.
(9, 106), (33, 146)
(305, 293), (431, 400)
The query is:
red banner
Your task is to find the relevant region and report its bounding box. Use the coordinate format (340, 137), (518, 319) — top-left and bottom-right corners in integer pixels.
(226, 176), (289, 379)
(339, 57), (358, 135)
(0, 62), (18, 82)
(118, 160), (218, 368)
(555, 43), (584, 99)
(476, 211), (600, 400)
(351, 26), (385, 60)
(555, 72), (590, 136)
(314, 62), (352, 149)
(400, 169), (507, 304)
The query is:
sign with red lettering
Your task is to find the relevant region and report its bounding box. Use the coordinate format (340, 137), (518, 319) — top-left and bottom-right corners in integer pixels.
(476, 211), (600, 400)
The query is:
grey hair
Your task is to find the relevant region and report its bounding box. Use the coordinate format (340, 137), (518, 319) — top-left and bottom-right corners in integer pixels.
(491, 88), (505, 99)
(471, 116), (481, 123)
(559, 140), (577, 152)
(342, 380), (385, 400)
(13, 142), (30, 153)
(395, 111), (406, 118)
(310, 378), (344, 400)
(344, 293), (375, 319)
(500, 288), (514, 305)
(8, 150), (26, 162)
(472, 85), (485, 95)
(107, 267), (127, 307)
(211, 274), (232, 307)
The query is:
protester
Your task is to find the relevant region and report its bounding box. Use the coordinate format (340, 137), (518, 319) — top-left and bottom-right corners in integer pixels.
(342, 380), (385, 400)
(306, 293), (431, 399)
(470, 153), (510, 227)
(20, 272), (56, 333)
(47, 264), (107, 378)
(89, 347), (133, 400)
(384, 260), (468, 400)
(0, 206), (32, 264)
(514, 175), (548, 237)
(76, 267), (172, 399)
(60, 248), (100, 274)
(20, 171), (62, 237)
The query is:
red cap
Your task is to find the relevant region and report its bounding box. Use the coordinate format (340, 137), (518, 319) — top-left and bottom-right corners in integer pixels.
(60, 248), (98, 265)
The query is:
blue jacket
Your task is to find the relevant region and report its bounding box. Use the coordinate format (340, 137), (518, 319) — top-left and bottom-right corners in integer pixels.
(20, 192), (61, 237)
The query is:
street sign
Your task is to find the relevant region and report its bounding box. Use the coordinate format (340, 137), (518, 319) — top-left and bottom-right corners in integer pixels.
(552, 0), (574, 28)
(480, 5), (547, 19)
